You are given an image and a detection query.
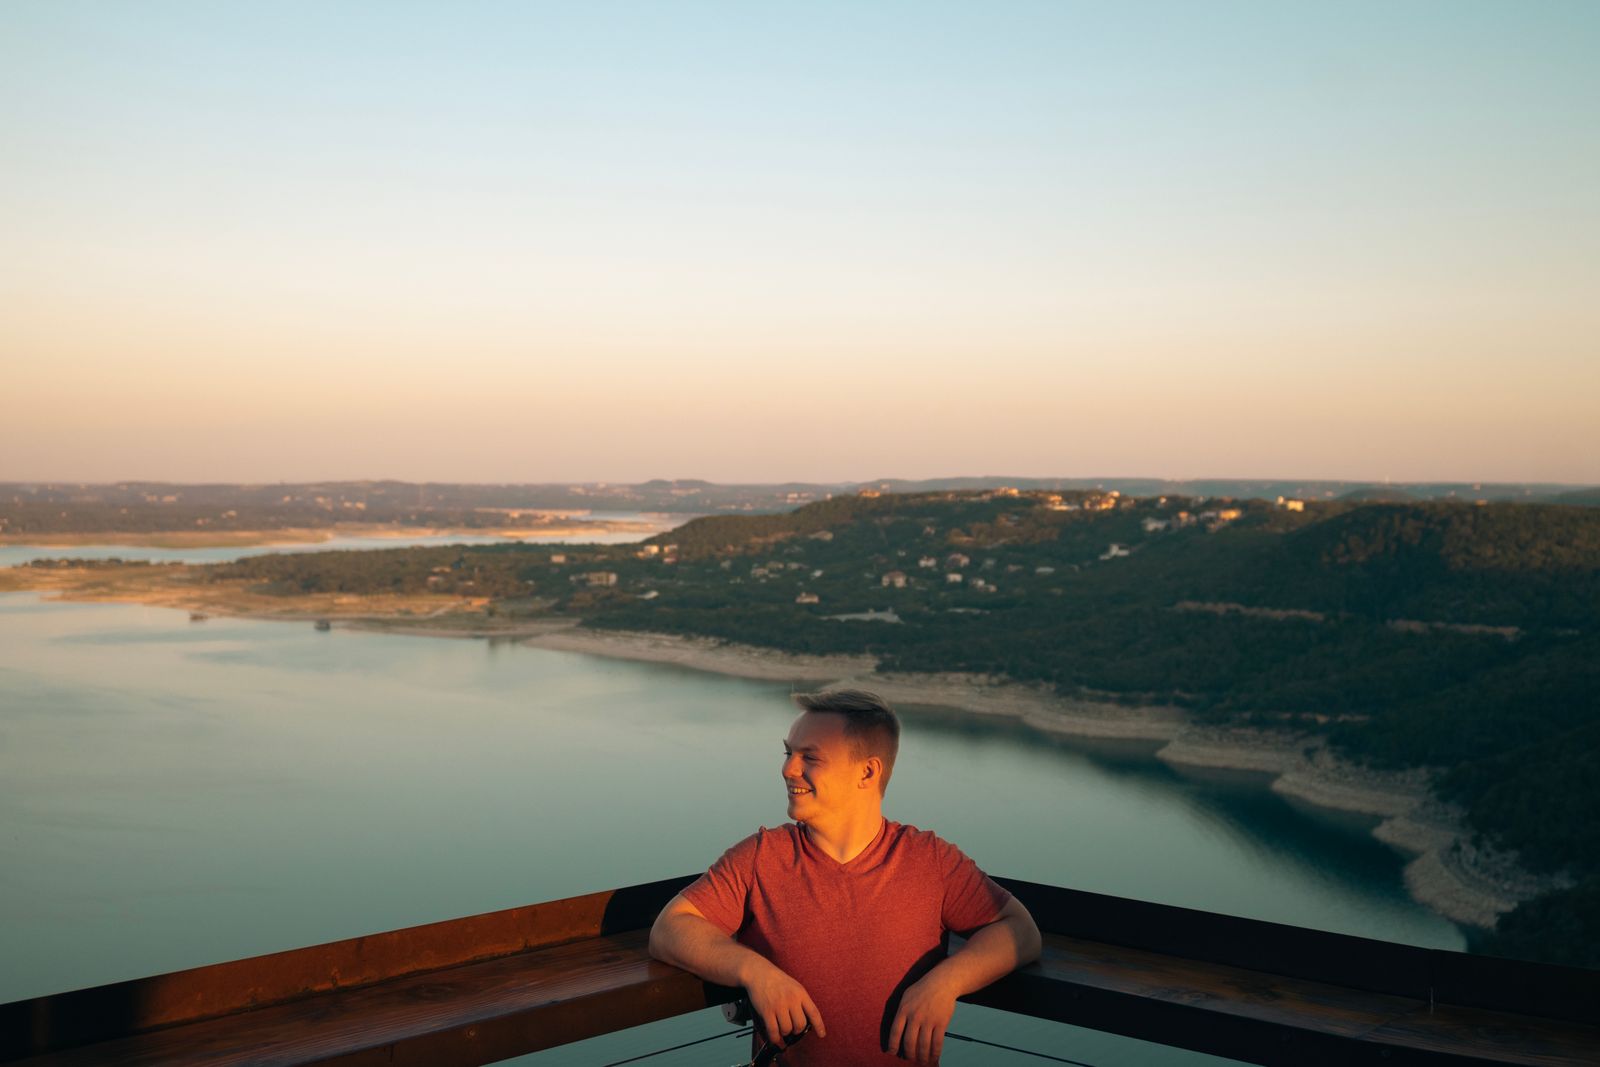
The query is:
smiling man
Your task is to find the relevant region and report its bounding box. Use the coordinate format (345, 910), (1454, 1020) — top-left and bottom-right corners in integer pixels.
(649, 689), (1042, 1065)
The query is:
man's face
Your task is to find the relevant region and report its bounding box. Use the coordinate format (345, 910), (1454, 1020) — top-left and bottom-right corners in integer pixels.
(782, 711), (872, 825)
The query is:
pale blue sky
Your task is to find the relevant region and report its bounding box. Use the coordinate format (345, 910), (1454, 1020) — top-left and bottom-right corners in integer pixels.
(3, 1), (1597, 483)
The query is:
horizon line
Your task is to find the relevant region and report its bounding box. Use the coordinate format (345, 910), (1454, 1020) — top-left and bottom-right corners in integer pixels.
(2, 475), (1595, 490)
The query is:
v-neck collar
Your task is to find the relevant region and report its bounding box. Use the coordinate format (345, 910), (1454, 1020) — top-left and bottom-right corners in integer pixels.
(797, 817), (890, 872)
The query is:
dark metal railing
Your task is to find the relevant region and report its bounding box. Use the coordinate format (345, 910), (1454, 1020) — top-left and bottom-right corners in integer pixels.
(3, 876), (1597, 1066)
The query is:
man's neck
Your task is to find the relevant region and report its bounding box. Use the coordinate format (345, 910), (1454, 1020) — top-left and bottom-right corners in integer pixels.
(802, 808), (885, 865)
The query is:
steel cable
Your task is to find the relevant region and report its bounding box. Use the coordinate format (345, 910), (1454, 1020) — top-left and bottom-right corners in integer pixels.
(946, 1029), (1102, 1065)
(594, 1024), (1100, 1066)
(595, 1025), (752, 1067)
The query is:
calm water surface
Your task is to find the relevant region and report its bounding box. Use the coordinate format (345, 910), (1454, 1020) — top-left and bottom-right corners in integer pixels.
(0, 593), (1464, 1065)
(0, 511), (685, 567)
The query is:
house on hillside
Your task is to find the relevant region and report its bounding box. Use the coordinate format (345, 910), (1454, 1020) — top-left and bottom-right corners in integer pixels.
(1099, 544), (1131, 560)
(796, 592), (820, 605)
(881, 570), (907, 589)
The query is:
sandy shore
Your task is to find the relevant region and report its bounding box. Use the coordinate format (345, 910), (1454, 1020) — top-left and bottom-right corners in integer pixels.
(520, 626), (1560, 930)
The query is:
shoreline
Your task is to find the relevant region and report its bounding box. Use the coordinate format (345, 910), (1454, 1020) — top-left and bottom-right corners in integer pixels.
(519, 626), (1557, 930)
(0, 575), (1555, 931)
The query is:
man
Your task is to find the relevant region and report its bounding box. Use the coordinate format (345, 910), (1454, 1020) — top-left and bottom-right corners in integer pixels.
(649, 689), (1042, 1065)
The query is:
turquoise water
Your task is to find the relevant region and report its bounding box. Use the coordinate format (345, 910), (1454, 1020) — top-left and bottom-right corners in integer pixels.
(0, 511), (683, 567)
(0, 592), (1463, 1065)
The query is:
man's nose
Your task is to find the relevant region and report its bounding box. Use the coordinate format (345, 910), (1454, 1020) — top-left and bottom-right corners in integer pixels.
(781, 752), (802, 778)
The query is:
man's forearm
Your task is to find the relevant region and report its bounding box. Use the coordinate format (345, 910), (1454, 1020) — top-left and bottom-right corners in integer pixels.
(649, 912), (771, 987)
(928, 910), (1042, 995)
(651, 911), (828, 1043)
(887, 908), (1042, 1062)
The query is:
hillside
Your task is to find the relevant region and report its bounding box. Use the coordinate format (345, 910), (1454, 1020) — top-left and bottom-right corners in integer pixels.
(204, 489), (1600, 965)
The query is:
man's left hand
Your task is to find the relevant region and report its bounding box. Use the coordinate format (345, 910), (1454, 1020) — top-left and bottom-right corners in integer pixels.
(886, 971), (958, 1064)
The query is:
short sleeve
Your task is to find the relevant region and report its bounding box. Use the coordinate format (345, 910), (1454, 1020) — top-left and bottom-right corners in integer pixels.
(679, 832), (761, 936)
(935, 837), (1012, 935)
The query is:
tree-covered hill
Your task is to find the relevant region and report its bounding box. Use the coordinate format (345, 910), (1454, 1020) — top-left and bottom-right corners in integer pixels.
(206, 489), (1600, 966)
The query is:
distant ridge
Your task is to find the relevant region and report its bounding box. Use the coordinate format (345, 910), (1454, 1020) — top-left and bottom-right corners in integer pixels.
(3, 476), (1595, 537)
(1551, 486), (1600, 506)
(1336, 484), (1422, 502)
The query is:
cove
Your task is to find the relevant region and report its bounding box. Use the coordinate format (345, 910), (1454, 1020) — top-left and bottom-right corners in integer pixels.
(0, 592), (1463, 1064)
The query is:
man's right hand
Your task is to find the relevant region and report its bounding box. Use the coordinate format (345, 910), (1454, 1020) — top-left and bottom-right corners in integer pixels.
(741, 957), (826, 1048)
(649, 894), (826, 1048)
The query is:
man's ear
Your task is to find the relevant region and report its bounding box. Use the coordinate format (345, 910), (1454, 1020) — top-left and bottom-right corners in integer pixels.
(859, 755), (883, 789)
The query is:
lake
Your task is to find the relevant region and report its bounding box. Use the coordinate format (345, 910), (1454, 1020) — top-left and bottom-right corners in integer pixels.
(0, 591), (1464, 1065)
(0, 511), (687, 567)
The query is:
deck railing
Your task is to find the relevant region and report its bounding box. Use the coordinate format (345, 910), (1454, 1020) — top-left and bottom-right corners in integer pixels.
(3, 876), (1597, 1066)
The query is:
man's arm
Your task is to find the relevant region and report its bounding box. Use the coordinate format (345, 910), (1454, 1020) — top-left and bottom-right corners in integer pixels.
(886, 895), (1042, 1064)
(648, 893), (827, 1048)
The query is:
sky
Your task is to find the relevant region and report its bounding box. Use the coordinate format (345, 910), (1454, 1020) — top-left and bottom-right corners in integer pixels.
(3, 1), (1597, 485)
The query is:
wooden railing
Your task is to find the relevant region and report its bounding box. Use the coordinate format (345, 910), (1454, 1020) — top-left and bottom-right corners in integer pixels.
(3, 876), (1596, 1066)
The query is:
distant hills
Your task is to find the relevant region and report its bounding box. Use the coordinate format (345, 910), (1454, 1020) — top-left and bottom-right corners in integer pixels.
(1, 476), (1594, 536)
(859, 476), (1587, 506)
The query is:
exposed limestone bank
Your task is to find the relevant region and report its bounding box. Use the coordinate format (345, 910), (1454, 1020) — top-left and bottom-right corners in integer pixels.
(1156, 729), (1567, 929)
(519, 627), (1560, 931)
(518, 628), (1184, 740)
(521, 626), (881, 683)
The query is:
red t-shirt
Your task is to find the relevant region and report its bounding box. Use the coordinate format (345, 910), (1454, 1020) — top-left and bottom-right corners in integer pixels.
(681, 820), (1012, 1066)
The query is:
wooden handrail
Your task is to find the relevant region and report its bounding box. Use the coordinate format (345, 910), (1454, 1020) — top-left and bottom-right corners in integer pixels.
(3, 877), (1596, 1066)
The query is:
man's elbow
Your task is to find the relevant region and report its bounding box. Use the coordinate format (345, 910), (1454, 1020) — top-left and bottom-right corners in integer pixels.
(1017, 913), (1043, 965)
(1007, 903), (1043, 966)
(648, 910), (678, 963)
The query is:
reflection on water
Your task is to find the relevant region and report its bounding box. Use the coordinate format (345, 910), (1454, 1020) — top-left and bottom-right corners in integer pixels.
(0, 592), (1463, 1065)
